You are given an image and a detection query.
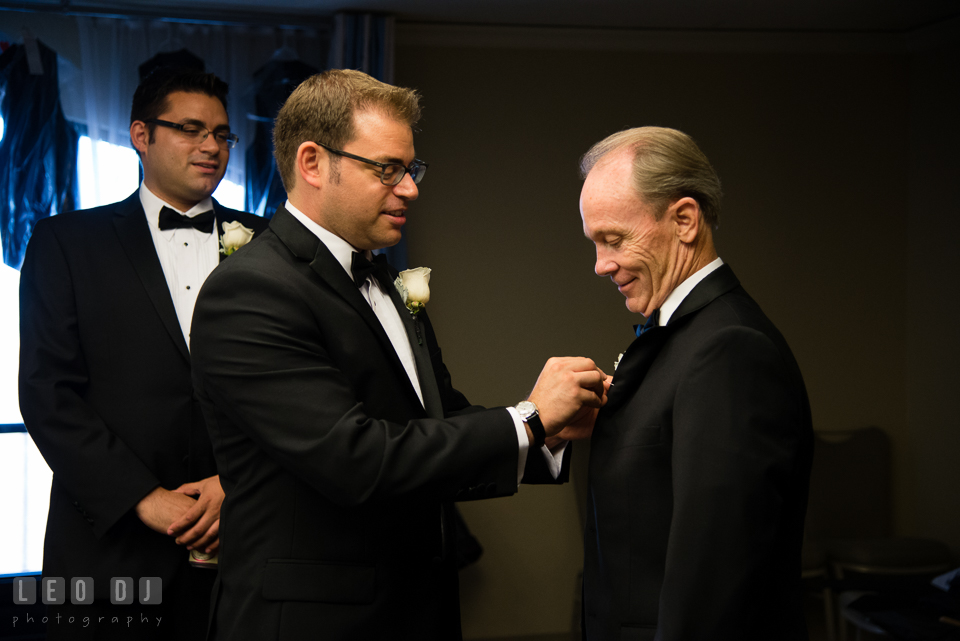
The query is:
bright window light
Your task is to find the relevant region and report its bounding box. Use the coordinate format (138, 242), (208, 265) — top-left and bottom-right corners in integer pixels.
(0, 264), (22, 425)
(0, 264), (51, 577)
(0, 433), (51, 576)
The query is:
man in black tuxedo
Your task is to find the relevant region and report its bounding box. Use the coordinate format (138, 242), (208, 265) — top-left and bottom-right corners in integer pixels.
(190, 69), (605, 641)
(19, 69), (267, 640)
(578, 127), (813, 640)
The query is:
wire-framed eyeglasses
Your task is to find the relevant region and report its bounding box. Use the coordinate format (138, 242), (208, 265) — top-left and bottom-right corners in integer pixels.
(316, 142), (428, 186)
(145, 119), (239, 149)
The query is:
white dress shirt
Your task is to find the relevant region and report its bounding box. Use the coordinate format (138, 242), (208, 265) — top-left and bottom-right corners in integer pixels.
(285, 201), (566, 482)
(140, 184), (220, 348)
(658, 256), (725, 326)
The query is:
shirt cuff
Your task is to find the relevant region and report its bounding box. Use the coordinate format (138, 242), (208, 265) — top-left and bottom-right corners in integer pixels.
(541, 439), (568, 479)
(506, 406), (529, 486)
(506, 407), (568, 483)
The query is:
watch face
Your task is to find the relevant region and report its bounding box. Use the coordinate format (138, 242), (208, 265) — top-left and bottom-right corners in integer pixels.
(516, 401), (537, 419)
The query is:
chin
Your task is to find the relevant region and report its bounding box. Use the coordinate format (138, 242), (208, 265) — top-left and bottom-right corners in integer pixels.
(625, 298), (650, 315)
(377, 232), (402, 248)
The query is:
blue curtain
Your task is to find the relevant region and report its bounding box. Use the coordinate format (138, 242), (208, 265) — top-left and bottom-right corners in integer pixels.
(329, 13), (406, 270)
(0, 39), (78, 270)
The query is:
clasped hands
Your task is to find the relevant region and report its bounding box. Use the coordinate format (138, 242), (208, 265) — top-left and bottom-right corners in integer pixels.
(526, 356), (611, 448)
(134, 475), (223, 554)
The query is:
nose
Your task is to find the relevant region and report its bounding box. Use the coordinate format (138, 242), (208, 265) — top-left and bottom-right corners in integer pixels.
(594, 246), (616, 277)
(393, 171), (419, 201)
(200, 131), (221, 155)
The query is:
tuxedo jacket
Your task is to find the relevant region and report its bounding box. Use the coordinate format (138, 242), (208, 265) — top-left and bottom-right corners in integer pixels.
(18, 191), (267, 598)
(190, 205), (566, 641)
(582, 265), (813, 641)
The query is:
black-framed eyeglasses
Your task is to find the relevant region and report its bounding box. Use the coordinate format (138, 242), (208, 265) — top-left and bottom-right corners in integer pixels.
(145, 119), (239, 149)
(316, 142), (427, 186)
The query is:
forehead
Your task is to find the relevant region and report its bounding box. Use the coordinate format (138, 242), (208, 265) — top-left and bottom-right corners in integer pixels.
(349, 108), (414, 160)
(160, 91), (228, 124)
(580, 152), (648, 235)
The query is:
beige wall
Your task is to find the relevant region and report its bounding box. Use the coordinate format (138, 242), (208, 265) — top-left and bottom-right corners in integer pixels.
(906, 40), (960, 567)
(395, 26), (958, 639)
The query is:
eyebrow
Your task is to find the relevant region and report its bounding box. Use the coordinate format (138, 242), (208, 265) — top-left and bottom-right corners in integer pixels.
(377, 155), (411, 165)
(179, 118), (231, 132)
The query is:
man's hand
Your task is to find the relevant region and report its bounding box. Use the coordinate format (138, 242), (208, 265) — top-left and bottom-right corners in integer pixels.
(168, 475), (224, 554)
(528, 357), (607, 438)
(135, 487), (198, 537)
(544, 372), (612, 447)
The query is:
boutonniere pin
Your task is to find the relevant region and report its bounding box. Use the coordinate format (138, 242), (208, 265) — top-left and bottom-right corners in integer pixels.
(614, 352), (624, 371)
(394, 267), (431, 316)
(219, 221), (255, 257)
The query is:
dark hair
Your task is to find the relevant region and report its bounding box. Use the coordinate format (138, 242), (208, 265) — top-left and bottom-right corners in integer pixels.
(130, 68), (229, 127)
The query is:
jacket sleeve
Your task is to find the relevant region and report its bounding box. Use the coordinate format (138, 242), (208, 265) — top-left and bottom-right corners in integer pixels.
(191, 261), (521, 508)
(18, 219), (160, 539)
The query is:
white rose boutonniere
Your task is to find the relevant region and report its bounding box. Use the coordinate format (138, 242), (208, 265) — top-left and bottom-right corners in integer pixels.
(394, 267), (431, 316)
(220, 221), (255, 257)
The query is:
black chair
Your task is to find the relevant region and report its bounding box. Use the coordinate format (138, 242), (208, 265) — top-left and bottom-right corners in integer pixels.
(805, 428), (954, 640)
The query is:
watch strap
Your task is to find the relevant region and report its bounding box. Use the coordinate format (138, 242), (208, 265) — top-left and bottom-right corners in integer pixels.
(524, 412), (546, 448)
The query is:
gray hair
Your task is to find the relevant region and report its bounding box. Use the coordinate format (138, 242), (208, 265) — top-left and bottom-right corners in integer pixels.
(580, 126), (722, 229)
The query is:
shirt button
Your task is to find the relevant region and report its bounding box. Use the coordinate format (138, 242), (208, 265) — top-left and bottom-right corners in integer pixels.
(186, 285), (191, 290)
(184, 242), (189, 246)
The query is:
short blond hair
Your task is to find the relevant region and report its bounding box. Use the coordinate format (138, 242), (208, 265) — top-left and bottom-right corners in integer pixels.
(273, 69), (422, 191)
(580, 126), (722, 229)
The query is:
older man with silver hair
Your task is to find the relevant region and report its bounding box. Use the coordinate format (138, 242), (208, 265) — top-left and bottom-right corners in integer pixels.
(579, 126), (813, 641)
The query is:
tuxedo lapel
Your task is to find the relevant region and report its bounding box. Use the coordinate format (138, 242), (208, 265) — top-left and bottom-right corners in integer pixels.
(381, 270), (445, 419)
(606, 325), (672, 410)
(270, 207), (424, 410)
(606, 264), (740, 411)
(112, 192), (190, 362)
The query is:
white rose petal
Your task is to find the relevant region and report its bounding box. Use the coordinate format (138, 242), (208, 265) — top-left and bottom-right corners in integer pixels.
(221, 221), (255, 255)
(393, 276), (409, 304)
(398, 267), (431, 305)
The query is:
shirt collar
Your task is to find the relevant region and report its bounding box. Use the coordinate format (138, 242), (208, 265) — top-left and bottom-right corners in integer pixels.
(284, 200), (366, 282)
(658, 256), (724, 326)
(140, 183), (215, 229)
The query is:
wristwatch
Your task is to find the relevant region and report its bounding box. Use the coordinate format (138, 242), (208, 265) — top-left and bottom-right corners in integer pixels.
(515, 400), (546, 448)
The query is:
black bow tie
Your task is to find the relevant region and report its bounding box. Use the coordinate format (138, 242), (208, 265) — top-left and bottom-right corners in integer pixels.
(351, 252), (388, 288)
(158, 206), (215, 233)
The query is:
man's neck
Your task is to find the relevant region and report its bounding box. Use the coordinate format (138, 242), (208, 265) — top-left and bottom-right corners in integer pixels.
(659, 255), (724, 326)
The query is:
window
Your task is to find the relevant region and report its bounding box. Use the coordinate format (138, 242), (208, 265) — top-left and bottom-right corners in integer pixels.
(0, 126), (245, 576)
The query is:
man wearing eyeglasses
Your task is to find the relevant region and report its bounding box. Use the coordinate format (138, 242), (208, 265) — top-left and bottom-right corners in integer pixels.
(189, 69), (606, 640)
(19, 68), (266, 639)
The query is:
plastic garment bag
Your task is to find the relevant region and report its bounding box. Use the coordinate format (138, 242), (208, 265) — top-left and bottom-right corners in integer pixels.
(0, 39), (79, 270)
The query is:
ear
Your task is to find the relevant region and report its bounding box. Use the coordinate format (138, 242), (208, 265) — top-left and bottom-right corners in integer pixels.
(670, 197), (703, 244)
(296, 142), (327, 190)
(130, 121), (150, 155)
